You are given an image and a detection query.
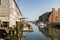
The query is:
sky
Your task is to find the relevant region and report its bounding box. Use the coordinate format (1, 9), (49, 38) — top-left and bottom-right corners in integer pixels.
(16, 0), (60, 21)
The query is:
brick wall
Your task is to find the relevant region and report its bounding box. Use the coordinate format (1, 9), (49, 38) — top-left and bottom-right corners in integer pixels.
(49, 8), (60, 23)
(58, 8), (60, 22)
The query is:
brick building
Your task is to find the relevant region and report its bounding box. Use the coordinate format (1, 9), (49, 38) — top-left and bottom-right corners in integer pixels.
(49, 8), (60, 23)
(39, 8), (60, 24)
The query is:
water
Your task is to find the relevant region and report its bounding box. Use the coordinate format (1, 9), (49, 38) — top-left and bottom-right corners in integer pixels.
(38, 26), (60, 40)
(1, 24), (60, 40)
(22, 24), (51, 40)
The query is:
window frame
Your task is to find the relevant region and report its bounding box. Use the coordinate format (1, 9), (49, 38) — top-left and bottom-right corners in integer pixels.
(3, 22), (9, 27)
(55, 11), (58, 16)
(0, 0), (1, 5)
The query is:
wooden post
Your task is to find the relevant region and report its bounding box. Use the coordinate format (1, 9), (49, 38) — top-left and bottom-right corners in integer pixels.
(0, 20), (1, 27)
(19, 22), (23, 40)
(9, 28), (16, 40)
(9, 29), (12, 40)
(9, 28), (13, 40)
(16, 21), (23, 40)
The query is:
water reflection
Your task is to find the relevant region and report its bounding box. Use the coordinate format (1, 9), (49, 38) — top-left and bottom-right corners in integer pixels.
(22, 24), (51, 40)
(38, 26), (60, 40)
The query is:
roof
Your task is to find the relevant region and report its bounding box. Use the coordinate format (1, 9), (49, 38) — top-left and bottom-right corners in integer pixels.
(14, 0), (23, 16)
(39, 11), (52, 22)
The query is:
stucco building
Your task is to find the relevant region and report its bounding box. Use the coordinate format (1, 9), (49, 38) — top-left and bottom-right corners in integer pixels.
(0, 0), (23, 27)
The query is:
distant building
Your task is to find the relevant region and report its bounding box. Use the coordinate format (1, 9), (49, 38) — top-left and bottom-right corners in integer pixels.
(49, 8), (60, 23)
(0, 0), (23, 27)
(39, 8), (60, 23)
(39, 12), (51, 23)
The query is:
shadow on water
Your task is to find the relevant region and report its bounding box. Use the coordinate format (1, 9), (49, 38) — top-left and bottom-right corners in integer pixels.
(38, 26), (60, 40)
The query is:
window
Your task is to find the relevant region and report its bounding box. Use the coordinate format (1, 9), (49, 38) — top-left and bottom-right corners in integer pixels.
(55, 11), (58, 16)
(0, 0), (1, 5)
(3, 22), (9, 27)
(55, 11), (58, 22)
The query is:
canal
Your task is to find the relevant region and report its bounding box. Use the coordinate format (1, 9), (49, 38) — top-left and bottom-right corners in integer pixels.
(22, 24), (51, 40)
(1, 24), (60, 40)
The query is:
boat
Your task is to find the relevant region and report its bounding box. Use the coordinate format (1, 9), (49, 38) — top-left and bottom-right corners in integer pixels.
(38, 22), (46, 28)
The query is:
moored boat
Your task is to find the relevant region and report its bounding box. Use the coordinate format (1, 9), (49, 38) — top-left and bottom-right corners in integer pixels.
(38, 22), (46, 28)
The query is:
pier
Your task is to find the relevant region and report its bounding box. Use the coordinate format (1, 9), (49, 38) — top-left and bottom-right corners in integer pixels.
(23, 21), (33, 32)
(0, 20), (33, 40)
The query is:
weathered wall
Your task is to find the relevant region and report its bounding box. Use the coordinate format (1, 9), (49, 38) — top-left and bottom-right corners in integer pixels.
(0, 0), (23, 27)
(0, 0), (9, 21)
(9, 0), (22, 27)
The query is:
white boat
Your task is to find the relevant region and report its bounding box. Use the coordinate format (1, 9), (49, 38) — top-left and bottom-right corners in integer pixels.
(38, 22), (46, 28)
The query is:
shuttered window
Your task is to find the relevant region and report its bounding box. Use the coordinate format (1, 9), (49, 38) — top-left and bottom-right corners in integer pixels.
(0, 0), (1, 5)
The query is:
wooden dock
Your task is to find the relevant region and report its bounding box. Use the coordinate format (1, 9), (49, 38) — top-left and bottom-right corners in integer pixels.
(23, 23), (33, 32)
(23, 27), (33, 32)
(0, 20), (33, 40)
(0, 21), (24, 40)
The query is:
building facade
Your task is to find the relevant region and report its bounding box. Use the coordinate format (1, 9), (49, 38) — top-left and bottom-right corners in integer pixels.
(39, 12), (51, 23)
(0, 0), (22, 27)
(39, 8), (60, 24)
(49, 8), (60, 23)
